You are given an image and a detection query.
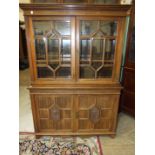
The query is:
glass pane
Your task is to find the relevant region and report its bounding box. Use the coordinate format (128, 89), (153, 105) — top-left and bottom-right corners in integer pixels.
(100, 21), (117, 36)
(55, 21), (71, 35)
(33, 21), (51, 36)
(92, 62), (102, 70)
(36, 60), (46, 65)
(48, 39), (59, 60)
(105, 39), (115, 60)
(81, 21), (98, 35)
(80, 40), (90, 60)
(35, 39), (46, 60)
(80, 20), (117, 36)
(92, 40), (104, 60)
(80, 67), (95, 79)
(37, 67), (53, 78)
(61, 40), (71, 64)
(97, 67), (113, 78)
(64, 0), (87, 3)
(94, 0), (118, 4)
(56, 67), (71, 78)
(49, 62), (59, 70)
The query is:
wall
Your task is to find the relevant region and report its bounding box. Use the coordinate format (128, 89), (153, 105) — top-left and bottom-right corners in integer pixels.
(19, 0), (30, 22)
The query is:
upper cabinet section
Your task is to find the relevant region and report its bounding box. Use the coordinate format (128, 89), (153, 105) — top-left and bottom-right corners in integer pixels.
(20, 4), (132, 84)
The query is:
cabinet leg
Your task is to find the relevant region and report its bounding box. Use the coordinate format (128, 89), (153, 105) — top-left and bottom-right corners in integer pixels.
(35, 135), (42, 139)
(110, 134), (116, 138)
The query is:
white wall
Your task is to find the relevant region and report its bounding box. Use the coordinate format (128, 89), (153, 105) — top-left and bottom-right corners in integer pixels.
(19, 0), (30, 21)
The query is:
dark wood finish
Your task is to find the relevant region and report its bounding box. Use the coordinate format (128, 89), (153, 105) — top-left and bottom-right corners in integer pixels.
(29, 86), (121, 135)
(19, 26), (24, 61)
(20, 3), (132, 136)
(19, 21), (28, 69)
(120, 4), (135, 117)
(19, 22), (28, 60)
(31, 0), (121, 4)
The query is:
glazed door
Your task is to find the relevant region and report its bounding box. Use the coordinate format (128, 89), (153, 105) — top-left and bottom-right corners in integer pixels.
(76, 16), (124, 82)
(30, 17), (75, 82)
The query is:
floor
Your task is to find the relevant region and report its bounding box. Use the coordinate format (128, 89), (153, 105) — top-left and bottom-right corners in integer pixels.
(19, 69), (135, 155)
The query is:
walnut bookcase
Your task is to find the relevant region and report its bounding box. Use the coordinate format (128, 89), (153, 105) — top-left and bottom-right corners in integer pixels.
(20, 3), (131, 137)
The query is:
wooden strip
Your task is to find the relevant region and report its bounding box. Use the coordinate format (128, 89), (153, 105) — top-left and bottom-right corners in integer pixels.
(80, 60), (113, 62)
(24, 17), (35, 81)
(35, 131), (115, 135)
(23, 10), (131, 17)
(71, 17), (76, 80)
(76, 17), (80, 80)
(19, 132), (35, 135)
(20, 4), (132, 13)
(102, 39), (106, 64)
(89, 38), (93, 65)
(80, 36), (116, 39)
(80, 64), (113, 67)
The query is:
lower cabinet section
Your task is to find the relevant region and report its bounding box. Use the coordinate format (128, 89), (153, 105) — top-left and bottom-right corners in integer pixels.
(120, 68), (135, 116)
(30, 88), (121, 135)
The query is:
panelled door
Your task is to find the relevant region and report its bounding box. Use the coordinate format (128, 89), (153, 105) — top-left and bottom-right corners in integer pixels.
(76, 94), (119, 132)
(34, 94), (75, 132)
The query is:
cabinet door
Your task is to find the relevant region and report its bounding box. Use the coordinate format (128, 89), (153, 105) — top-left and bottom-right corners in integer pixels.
(34, 94), (74, 132)
(31, 17), (75, 81)
(76, 95), (119, 132)
(76, 17), (123, 81)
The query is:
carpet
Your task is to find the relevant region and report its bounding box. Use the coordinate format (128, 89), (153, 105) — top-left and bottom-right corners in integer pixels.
(19, 135), (103, 155)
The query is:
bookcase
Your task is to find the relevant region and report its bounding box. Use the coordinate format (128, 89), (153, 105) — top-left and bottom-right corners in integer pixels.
(120, 4), (135, 116)
(20, 3), (131, 137)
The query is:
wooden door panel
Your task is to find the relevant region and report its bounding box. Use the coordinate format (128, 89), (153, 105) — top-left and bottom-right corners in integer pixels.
(77, 95), (119, 131)
(34, 94), (74, 131)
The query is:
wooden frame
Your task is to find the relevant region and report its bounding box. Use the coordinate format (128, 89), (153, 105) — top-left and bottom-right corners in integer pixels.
(76, 16), (126, 83)
(20, 4), (132, 137)
(21, 4), (131, 85)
